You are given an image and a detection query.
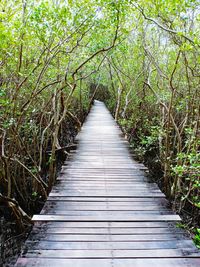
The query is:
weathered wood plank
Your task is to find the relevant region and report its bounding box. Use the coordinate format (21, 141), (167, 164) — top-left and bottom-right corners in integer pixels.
(49, 194), (164, 198)
(47, 196), (167, 202)
(33, 221), (172, 228)
(40, 210), (175, 216)
(32, 214), (181, 222)
(23, 249), (200, 259)
(42, 204), (170, 211)
(29, 233), (182, 242)
(31, 227), (184, 235)
(25, 240), (195, 250)
(15, 258), (200, 267)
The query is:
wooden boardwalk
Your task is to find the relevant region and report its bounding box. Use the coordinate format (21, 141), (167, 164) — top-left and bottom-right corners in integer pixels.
(15, 101), (200, 266)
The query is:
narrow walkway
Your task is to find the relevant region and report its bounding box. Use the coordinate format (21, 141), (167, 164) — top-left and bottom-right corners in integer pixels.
(16, 101), (200, 267)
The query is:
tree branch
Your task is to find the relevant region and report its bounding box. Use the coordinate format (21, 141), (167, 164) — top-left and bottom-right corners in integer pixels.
(133, 3), (198, 47)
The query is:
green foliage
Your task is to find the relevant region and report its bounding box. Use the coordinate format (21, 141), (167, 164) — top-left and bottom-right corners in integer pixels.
(176, 222), (187, 229)
(194, 229), (200, 249)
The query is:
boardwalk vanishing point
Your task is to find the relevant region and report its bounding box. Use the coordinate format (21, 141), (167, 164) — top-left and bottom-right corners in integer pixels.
(15, 101), (200, 267)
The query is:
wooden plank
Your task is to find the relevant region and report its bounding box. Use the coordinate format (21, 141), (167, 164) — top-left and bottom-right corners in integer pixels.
(42, 208), (171, 212)
(47, 196), (167, 202)
(29, 234), (181, 242)
(33, 221), (172, 228)
(32, 214), (181, 222)
(31, 227), (184, 235)
(25, 240), (195, 250)
(49, 194), (163, 198)
(57, 178), (149, 182)
(44, 201), (166, 206)
(48, 196), (166, 200)
(45, 200), (166, 205)
(51, 187), (161, 191)
(42, 204), (169, 211)
(56, 181), (152, 184)
(22, 249), (200, 259)
(57, 177), (148, 180)
(15, 258), (200, 267)
(49, 192), (165, 197)
(54, 182), (158, 186)
(40, 210), (174, 216)
(53, 186), (160, 190)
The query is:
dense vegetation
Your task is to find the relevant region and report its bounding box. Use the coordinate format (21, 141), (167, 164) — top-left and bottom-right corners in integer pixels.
(0, 0), (200, 259)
